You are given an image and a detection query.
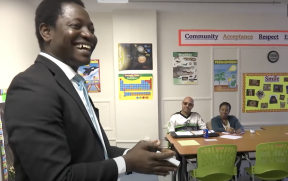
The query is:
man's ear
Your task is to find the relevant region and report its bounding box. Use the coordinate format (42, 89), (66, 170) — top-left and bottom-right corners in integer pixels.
(39, 23), (53, 42)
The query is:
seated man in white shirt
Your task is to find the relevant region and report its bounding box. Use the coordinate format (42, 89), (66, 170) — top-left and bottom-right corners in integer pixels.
(167, 96), (206, 132)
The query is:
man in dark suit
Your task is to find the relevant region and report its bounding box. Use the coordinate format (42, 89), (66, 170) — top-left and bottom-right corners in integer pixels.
(4, 0), (177, 181)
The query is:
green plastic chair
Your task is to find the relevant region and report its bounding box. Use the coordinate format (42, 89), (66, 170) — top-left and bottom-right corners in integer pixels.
(243, 141), (288, 181)
(166, 124), (198, 180)
(190, 144), (239, 181)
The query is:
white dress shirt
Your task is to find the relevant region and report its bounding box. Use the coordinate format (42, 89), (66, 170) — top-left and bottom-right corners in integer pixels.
(39, 52), (128, 177)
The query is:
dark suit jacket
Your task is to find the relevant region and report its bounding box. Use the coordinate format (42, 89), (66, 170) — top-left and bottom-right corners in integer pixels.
(4, 55), (126, 181)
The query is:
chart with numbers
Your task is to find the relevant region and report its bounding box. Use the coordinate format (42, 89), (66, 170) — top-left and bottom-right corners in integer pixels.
(119, 74), (153, 100)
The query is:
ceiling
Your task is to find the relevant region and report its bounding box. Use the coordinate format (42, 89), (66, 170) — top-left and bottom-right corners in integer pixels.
(129, 0), (283, 3)
(27, 0), (287, 14)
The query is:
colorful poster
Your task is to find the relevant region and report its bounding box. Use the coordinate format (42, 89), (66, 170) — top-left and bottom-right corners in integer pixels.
(118, 43), (153, 71)
(0, 98), (13, 181)
(214, 60), (238, 92)
(242, 73), (288, 113)
(78, 59), (101, 93)
(118, 74), (153, 100)
(0, 89), (7, 103)
(173, 52), (198, 85)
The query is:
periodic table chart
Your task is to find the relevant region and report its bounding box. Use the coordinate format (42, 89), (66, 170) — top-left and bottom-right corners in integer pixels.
(118, 74), (153, 100)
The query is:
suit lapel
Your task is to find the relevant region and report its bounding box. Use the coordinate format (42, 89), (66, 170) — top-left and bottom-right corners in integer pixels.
(35, 55), (100, 138)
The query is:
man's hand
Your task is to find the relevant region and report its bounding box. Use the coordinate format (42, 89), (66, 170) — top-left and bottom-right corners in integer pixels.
(235, 129), (243, 134)
(226, 127), (235, 133)
(123, 140), (178, 176)
(150, 139), (161, 146)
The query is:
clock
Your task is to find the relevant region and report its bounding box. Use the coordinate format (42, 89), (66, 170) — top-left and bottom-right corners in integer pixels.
(267, 51), (279, 63)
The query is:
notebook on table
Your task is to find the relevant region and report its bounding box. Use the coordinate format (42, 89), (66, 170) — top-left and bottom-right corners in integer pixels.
(170, 130), (220, 138)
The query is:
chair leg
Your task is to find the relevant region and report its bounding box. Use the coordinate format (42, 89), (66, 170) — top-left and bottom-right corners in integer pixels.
(242, 169), (248, 181)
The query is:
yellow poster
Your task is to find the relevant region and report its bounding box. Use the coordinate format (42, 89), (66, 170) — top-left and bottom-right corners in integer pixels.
(119, 74), (153, 100)
(242, 73), (288, 113)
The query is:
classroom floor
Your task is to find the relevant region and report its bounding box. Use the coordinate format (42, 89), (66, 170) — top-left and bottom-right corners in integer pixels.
(158, 159), (288, 181)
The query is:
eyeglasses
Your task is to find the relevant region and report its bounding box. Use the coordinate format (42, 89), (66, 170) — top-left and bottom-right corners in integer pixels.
(183, 102), (193, 107)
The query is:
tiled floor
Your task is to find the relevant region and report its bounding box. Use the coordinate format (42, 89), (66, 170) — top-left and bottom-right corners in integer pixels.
(158, 159), (288, 181)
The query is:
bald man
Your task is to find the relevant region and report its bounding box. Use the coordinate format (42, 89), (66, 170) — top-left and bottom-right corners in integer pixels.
(167, 97), (206, 132)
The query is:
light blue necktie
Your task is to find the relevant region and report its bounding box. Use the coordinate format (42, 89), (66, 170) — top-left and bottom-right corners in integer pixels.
(73, 74), (109, 159)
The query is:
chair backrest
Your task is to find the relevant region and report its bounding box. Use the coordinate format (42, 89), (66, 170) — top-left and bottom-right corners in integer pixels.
(197, 144), (237, 168)
(255, 142), (288, 167)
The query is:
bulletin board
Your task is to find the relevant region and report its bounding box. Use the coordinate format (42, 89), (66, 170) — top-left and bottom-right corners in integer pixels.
(242, 73), (288, 113)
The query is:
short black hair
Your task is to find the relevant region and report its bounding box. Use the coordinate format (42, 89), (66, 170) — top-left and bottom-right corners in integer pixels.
(35, 0), (85, 49)
(219, 102), (231, 111)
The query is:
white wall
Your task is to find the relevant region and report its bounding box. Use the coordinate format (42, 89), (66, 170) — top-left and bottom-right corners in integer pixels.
(89, 12), (117, 145)
(112, 10), (159, 148)
(0, 0), (38, 88)
(0, 1), (37, 180)
(157, 12), (213, 142)
(239, 47), (288, 126)
(157, 12), (288, 141)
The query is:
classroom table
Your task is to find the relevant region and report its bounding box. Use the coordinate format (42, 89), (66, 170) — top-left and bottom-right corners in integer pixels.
(165, 125), (288, 181)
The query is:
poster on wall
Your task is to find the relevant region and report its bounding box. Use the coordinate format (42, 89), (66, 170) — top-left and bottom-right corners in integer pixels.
(242, 73), (288, 113)
(214, 60), (238, 92)
(118, 43), (153, 71)
(173, 52), (198, 85)
(78, 59), (101, 93)
(118, 74), (153, 100)
(0, 89), (13, 181)
(0, 102), (8, 181)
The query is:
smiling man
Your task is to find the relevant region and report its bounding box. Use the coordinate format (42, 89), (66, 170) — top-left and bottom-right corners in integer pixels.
(167, 96), (206, 132)
(4, 0), (177, 181)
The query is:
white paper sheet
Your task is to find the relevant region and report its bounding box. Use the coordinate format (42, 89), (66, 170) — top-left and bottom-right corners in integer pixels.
(175, 131), (193, 136)
(191, 130), (204, 135)
(222, 132), (244, 135)
(219, 135), (242, 140)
